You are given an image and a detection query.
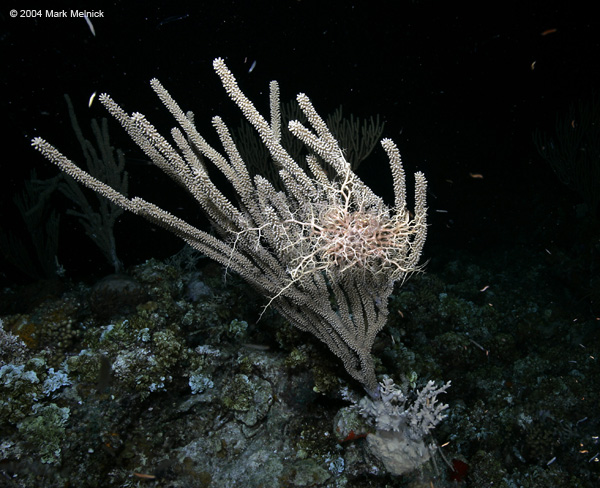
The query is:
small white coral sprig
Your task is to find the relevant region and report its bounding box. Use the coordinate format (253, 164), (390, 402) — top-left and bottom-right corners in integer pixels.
(358, 376), (451, 440)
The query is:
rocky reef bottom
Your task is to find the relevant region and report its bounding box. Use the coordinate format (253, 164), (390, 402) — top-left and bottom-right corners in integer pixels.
(1, 244), (598, 487)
